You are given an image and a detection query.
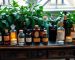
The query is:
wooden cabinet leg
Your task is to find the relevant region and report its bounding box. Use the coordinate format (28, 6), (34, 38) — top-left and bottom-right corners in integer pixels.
(65, 58), (70, 60)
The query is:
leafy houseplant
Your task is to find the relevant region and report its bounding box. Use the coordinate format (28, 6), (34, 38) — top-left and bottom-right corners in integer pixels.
(0, 0), (44, 33)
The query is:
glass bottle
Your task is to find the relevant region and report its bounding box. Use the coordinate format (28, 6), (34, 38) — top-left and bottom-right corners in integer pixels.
(63, 12), (72, 39)
(18, 30), (25, 46)
(71, 24), (75, 40)
(26, 32), (32, 46)
(56, 21), (65, 44)
(23, 22), (27, 34)
(66, 36), (72, 44)
(33, 25), (40, 45)
(4, 29), (10, 45)
(0, 32), (2, 45)
(40, 25), (45, 38)
(42, 30), (48, 45)
(10, 24), (17, 46)
(49, 21), (57, 43)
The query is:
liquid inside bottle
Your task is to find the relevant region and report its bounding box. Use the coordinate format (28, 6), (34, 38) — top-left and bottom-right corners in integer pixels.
(42, 30), (48, 45)
(33, 25), (40, 45)
(18, 30), (25, 46)
(56, 21), (65, 45)
(49, 21), (57, 43)
(10, 24), (17, 46)
(4, 29), (10, 45)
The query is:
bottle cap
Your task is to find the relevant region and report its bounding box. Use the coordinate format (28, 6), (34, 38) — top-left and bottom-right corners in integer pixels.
(19, 30), (23, 32)
(5, 29), (8, 32)
(11, 24), (15, 29)
(35, 25), (39, 28)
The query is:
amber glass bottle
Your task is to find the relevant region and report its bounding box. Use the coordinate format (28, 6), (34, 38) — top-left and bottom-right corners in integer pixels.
(40, 25), (45, 38)
(71, 24), (75, 40)
(0, 32), (2, 45)
(10, 24), (17, 45)
(42, 30), (48, 45)
(4, 29), (10, 45)
(63, 12), (72, 39)
(63, 12), (72, 44)
(33, 25), (40, 45)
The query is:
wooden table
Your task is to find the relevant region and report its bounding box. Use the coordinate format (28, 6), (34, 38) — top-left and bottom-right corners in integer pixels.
(0, 45), (75, 60)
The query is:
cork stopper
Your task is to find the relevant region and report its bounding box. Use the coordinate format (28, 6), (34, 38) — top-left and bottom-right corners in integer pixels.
(5, 29), (8, 33)
(19, 30), (23, 32)
(35, 25), (39, 28)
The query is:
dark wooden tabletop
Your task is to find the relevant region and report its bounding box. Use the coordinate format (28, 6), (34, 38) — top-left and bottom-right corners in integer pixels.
(0, 44), (75, 50)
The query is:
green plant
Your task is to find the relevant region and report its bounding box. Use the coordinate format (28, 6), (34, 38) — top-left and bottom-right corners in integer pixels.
(0, 0), (44, 32)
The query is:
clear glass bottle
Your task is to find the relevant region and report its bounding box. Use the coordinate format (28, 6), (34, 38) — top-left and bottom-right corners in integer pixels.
(10, 24), (17, 45)
(18, 30), (25, 46)
(4, 29), (10, 45)
(56, 21), (65, 44)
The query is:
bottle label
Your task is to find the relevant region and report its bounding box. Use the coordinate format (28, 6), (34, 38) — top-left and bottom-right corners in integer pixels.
(33, 38), (40, 42)
(42, 38), (48, 42)
(34, 31), (39, 37)
(0, 36), (2, 41)
(71, 32), (75, 38)
(19, 43), (24, 46)
(40, 31), (44, 37)
(57, 30), (65, 41)
(10, 32), (17, 39)
(11, 39), (17, 45)
(26, 38), (32, 42)
(66, 36), (72, 42)
(4, 36), (10, 41)
(18, 38), (25, 43)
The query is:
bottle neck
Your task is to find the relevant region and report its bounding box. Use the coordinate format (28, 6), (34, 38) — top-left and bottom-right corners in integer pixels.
(19, 31), (23, 33)
(5, 29), (8, 33)
(64, 15), (67, 20)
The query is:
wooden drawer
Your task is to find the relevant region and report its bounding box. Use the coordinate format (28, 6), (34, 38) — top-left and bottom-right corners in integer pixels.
(27, 50), (48, 59)
(48, 50), (74, 59)
(0, 50), (27, 60)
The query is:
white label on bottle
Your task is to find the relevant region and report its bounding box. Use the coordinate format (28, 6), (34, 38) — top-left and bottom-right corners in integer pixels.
(71, 32), (75, 38)
(0, 36), (2, 41)
(57, 30), (65, 41)
(11, 40), (17, 45)
(19, 43), (24, 46)
(26, 38), (32, 42)
(18, 38), (25, 43)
